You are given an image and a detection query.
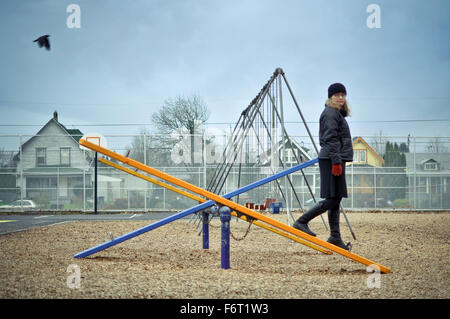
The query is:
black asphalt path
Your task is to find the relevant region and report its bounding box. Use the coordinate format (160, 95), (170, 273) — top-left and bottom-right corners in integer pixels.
(0, 212), (193, 236)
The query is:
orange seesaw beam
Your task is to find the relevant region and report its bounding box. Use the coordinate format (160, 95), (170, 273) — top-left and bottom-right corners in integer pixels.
(81, 139), (390, 273)
(98, 157), (332, 255)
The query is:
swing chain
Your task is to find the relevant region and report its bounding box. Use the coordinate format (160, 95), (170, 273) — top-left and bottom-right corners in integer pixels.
(230, 221), (252, 241)
(205, 211), (254, 241)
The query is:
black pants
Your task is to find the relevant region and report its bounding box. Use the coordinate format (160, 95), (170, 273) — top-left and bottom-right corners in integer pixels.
(300, 196), (342, 237)
(323, 197), (342, 238)
(320, 196), (342, 212)
(301, 196), (342, 221)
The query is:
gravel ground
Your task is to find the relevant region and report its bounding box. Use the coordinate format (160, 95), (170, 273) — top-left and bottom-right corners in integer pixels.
(0, 211), (448, 299)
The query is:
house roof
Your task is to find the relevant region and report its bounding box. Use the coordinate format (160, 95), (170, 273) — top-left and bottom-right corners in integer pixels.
(259, 135), (312, 165)
(418, 158), (438, 165)
(20, 112), (83, 150)
(98, 175), (122, 183)
(352, 136), (385, 165)
(405, 153), (450, 172)
(13, 112), (84, 162)
(23, 167), (85, 175)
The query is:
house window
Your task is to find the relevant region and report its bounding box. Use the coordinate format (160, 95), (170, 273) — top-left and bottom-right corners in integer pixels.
(284, 148), (291, 162)
(36, 148), (46, 166)
(285, 148), (297, 163)
(60, 148), (71, 166)
(353, 150), (358, 162)
(360, 150), (367, 163)
(290, 149), (297, 163)
(424, 162), (437, 170)
(27, 177), (57, 189)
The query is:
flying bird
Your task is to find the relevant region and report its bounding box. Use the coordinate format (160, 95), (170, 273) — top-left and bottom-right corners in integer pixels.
(33, 35), (50, 50)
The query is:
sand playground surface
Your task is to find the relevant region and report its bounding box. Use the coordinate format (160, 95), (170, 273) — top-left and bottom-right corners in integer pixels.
(0, 211), (449, 299)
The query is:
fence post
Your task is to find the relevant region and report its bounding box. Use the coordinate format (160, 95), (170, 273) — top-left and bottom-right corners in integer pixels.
(57, 167), (60, 210)
(351, 163), (354, 209)
(94, 152), (98, 214)
(127, 189), (130, 210)
(83, 158), (86, 211)
(413, 136), (416, 209)
(203, 129), (207, 189)
(19, 135), (24, 205)
(219, 206), (231, 269)
(374, 166), (377, 208)
(144, 133), (147, 211)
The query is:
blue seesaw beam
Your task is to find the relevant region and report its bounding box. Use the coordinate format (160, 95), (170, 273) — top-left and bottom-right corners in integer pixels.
(74, 158), (318, 258)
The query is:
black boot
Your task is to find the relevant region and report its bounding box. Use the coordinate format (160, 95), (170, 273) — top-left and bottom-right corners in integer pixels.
(293, 200), (329, 237)
(326, 204), (349, 251)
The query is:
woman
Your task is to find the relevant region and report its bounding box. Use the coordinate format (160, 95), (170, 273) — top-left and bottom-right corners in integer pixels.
(293, 83), (353, 250)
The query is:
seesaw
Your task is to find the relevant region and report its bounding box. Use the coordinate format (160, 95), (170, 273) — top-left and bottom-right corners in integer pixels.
(76, 139), (391, 274)
(98, 157), (332, 255)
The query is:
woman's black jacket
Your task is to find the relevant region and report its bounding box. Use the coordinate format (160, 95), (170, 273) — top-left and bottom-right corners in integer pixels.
(318, 105), (354, 165)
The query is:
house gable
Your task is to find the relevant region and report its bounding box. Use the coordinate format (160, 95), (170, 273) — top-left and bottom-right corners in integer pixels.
(420, 158), (440, 171)
(259, 136), (312, 166)
(352, 136), (385, 167)
(405, 153), (450, 173)
(279, 136), (312, 162)
(18, 112), (87, 170)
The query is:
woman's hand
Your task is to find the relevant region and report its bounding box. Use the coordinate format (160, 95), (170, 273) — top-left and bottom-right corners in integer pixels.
(332, 163), (343, 176)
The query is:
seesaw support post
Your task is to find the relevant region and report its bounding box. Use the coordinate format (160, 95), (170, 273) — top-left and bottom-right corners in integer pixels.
(220, 206), (231, 269)
(202, 210), (209, 250)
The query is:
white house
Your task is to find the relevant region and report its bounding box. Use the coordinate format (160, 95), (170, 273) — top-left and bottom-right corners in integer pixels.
(15, 111), (93, 209)
(405, 152), (450, 209)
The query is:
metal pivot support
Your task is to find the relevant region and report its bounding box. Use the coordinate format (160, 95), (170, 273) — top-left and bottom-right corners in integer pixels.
(94, 152), (98, 214)
(202, 210), (209, 250)
(219, 206), (231, 270)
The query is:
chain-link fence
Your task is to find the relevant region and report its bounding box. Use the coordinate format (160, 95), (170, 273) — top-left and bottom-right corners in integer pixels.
(1, 132), (449, 212)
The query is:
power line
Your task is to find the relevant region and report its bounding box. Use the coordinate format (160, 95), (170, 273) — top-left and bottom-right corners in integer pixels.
(0, 95), (448, 103)
(210, 119), (450, 125)
(345, 119), (450, 123)
(1, 118), (450, 127)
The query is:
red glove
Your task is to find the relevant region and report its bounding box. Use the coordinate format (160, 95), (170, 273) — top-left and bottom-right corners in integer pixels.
(332, 163), (343, 176)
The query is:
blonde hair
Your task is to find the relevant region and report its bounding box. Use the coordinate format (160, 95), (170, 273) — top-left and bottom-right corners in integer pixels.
(325, 98), (351, 117)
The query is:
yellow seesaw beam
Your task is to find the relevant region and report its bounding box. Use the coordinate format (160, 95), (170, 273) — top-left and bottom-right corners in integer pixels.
(81, 139), (390, 273)
(99, 157), (332, 255)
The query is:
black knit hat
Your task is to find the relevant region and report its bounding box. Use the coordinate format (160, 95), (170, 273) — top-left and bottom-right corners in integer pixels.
(328, 83), (347, 98)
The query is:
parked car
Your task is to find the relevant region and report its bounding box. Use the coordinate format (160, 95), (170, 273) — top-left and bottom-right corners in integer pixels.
(0, 199), (37, 209)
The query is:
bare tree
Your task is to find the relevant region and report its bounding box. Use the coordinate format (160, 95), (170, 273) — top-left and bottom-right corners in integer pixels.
(370, 130), (388, 157)
(0, 147), (15, 168)
(152, 95), (209, 134)
(426, 137), (449, 153)
(151, 94), (210, 165)
(127, 128), (171, 167)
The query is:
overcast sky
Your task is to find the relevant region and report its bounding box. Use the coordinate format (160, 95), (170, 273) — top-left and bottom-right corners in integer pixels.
(0, 0), (449, 146)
